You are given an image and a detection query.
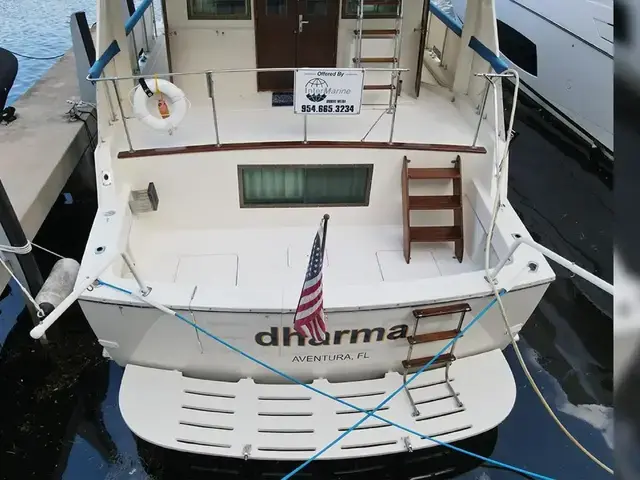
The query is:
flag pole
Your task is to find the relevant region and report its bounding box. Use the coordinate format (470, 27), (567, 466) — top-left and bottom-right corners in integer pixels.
(293, 214), (330, 329)
(320, 213), (330, 258)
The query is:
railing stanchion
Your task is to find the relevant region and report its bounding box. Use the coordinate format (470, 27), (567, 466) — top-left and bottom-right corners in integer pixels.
(141, 13), (150, 52)
(426, 12), (432, 51)
(131, 31), (139, 73)
(388, 71), (395, 110)
(389, 71), (401, 144)
(441, 28), (449, 69)
(151, 0), (158, 40)
(112, 80), (134, 152)
(303, 115), (308, 143)
(472, 77), (490, 146)
(122, 252), (150, 296)
(206, 72), (221, 146)
(102, 73), (117, 122)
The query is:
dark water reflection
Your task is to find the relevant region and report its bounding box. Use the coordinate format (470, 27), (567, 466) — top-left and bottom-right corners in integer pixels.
(0, 88), (612, 480)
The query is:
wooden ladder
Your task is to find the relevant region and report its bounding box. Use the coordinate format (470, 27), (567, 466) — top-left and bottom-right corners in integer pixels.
(402, 302), (471, 417)
(353, 0), (403, 93)
(401, 155), (464, 264)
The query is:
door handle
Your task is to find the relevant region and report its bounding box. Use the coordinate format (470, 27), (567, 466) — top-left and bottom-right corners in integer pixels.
(299, 14), (309, 32)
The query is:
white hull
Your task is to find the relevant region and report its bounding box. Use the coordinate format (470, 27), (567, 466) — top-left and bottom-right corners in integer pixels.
(81, 284), (548, 384)
(451, 0), (613, 154)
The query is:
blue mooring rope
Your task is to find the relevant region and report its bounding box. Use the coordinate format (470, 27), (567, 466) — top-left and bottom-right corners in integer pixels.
(96, 280), (554, 480)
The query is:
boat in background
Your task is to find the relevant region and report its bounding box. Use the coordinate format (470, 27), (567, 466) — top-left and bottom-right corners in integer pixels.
(450, 0), (613, 159)
(30, 0), (559, 465)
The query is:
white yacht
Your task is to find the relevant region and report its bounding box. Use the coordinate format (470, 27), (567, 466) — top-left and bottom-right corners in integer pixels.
(30, 0), (559, 464)
(450, 0), (614, 158)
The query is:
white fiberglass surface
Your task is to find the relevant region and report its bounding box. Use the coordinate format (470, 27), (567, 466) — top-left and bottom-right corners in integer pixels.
(123, 224), (490, 288)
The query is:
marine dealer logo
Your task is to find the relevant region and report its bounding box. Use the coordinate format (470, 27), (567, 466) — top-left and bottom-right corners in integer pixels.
(255, 325), (409, 347)
(305, 78), (329, 102)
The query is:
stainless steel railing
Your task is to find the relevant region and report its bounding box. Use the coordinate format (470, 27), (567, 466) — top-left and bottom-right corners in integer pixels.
(89, 66), (408, 152)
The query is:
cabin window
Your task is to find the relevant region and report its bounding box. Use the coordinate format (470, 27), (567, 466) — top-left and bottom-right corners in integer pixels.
(496, 20), (538, 76)
(187, 0), (251, 19)
(239, 165), (373, 207)
(342, 0), (397, 18)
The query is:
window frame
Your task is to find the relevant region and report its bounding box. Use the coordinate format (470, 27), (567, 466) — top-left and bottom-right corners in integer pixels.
(238, 164), (374, 208)
(187, 0), (252, 20)
(341, 0), (398, 19)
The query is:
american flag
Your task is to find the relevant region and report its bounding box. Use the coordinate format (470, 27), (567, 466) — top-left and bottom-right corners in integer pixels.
(293, 215), (329, 342)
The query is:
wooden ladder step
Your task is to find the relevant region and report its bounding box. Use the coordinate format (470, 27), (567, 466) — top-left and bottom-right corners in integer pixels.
(408, 330), (459, 345)
(410, 226), (462, 243)
(355, 29), (399, 36)
(413, 303), (472, 319)
(402, 353), (455, 369)
(364, 84), (394, 90)
(408, 195), (461, 210)
(407, 167), (460, 179)
(354, 57), (397, 63)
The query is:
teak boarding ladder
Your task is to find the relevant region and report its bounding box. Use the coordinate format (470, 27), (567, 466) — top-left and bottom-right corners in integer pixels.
(401, 155), (464, 264)
(402, 302), (472, 416)
(353, 0), (404, 97)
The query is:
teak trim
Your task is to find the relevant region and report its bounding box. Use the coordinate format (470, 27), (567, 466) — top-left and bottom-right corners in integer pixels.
(118, 141), (487, 159)
(452, 155), (464, 263)
(401, 156), (411, 264)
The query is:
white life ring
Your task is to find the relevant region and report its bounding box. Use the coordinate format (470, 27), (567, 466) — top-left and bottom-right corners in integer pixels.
(132, 79), (188, 132)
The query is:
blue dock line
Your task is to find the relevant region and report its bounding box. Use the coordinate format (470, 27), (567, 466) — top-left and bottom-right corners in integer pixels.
(96, 280), (554, 480)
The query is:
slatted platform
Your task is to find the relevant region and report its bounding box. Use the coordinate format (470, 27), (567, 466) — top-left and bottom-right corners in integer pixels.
(119, 349), (516, 460)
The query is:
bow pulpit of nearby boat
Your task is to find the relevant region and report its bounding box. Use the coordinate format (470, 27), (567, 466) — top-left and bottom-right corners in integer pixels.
(36, 0), (560, 465)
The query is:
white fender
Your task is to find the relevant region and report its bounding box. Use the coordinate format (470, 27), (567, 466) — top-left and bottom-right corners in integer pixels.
(133, 79), (188, 132)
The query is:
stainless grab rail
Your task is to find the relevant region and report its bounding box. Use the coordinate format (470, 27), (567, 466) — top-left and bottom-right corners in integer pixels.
(89, 66), (409, 152)
(88, 66), (408, 83)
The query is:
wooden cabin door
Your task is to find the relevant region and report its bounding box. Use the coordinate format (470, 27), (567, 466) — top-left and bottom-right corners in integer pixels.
(254, 0), (339, 91)
(254, 0), (298, 91)
(296, 0), (339, 69)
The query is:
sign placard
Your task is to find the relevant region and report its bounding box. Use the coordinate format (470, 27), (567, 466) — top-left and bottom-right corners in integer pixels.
(294, 68), (364, 115)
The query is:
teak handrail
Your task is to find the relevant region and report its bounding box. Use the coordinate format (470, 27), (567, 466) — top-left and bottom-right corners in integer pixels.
(118, 141), (487, 159)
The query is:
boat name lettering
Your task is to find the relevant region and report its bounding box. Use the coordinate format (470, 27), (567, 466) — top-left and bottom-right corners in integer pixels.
(292, 352), (370, 363)
(255, 325), (408, 347)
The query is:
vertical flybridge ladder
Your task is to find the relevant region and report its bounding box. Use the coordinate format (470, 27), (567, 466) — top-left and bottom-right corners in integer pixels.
(353, 0), (404, 100)
(402, 303), (471, 417)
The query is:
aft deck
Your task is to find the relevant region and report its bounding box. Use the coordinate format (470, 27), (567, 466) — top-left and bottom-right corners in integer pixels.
(124, 224), (495, 288)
